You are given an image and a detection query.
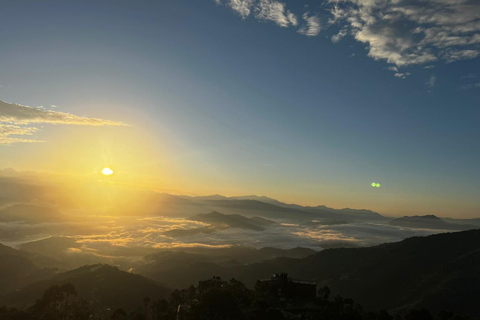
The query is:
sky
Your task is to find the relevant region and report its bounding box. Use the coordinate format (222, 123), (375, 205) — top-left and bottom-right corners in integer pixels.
(0, 0), (479, 217)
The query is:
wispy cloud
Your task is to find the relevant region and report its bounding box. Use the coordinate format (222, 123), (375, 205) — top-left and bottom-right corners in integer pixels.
(255, 0), (298, 27)
(215, 0), (480, 69)
(426, 75), (437, 87)
(0, 125), (41, 144)
(298, 13), (321, 37)
(394, 72), (411, 79)
(461, 82), (480, 89)
(0, 100), (127, 144)
(222, 0), (302, 30)
(228, 0), (255, 18)
(331, 26), (348, 43)
(329, 0), (480, 67)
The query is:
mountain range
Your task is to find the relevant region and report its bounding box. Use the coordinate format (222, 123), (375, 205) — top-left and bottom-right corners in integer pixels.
(1, 230), (480, 317)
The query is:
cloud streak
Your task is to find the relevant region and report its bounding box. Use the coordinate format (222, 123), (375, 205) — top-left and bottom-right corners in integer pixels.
(0, 100), (127, 144)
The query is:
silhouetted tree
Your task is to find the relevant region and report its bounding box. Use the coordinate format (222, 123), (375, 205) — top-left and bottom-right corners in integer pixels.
(143, 297), (151, 320)
(111, 308), (127, 320)
(70, 298), (91, 320)
(29, 283), (77, 320)
(405, 309), (433, 320)
(318, 285), (331, 301)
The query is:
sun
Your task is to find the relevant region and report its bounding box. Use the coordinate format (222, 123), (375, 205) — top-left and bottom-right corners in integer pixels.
(102, 167), (114, 176)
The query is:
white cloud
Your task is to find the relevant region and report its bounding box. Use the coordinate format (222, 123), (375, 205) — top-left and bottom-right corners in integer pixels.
(0, 100), (127, 144)
(286, 10), (298, 26)
(0, 124), (41, 144)
(394, 72), (411, 79)
(328, 0), (480, 66)
(217, 0), (480, 68)
(298, 12), (321, 37)
(443, 49), (480, 62)
(255, 0), (297, 27)
(228, 0), (255, 18)
(332, 26), (348, 43)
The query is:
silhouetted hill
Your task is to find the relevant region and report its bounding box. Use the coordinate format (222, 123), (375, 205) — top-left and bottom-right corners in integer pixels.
(290, 229), (480, 316)
(1, 264), (171, 311)
(148, 194), (387, 222)
(201, 200), (311, 220)
(390, 215), (477, 230)
(190, 211), (275, 231)
(249, 216), (276, 226)
(137, 230), (480, 317)
(18, 236), (125, 269)
(444, 217), (480, 227)
(196, 197), (387, 222)
(135, 246), (316, 289)
(0, 204), (63, 224)
(19, 236), (78, 257)
(0, 244), (58, 294)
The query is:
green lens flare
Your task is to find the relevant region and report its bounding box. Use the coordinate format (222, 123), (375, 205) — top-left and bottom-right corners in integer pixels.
(371, 182), (376, 187)
(376, 183), (381, 188)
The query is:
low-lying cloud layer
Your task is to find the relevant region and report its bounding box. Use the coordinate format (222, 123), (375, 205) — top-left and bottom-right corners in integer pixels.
(216, 0), (480, 67)
(0, 213), (446, 256)
(0, 100), (127, 144)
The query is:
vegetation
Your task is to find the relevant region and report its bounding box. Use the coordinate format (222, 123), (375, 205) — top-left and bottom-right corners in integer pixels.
(0, 279), (472, 320)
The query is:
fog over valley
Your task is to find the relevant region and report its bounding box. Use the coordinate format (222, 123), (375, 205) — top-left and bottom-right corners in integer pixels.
(1, 169), (478, 274)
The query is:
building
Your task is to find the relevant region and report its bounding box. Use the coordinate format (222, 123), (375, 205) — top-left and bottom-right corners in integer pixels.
(259, 273), (317, 305)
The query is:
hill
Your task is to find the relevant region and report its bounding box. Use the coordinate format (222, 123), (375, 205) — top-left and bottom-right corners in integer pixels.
(0, 204), (63, 224)
(135, 246), (316, 289)
(190, 211), (275, 231)
(0, 243), (58, 294)
(137, 230), (480, 317)
(0, 264), (171, 311)
(290, 229), (480, 316)
(18, 236), (127, 269)
(389, 215), (477, 230)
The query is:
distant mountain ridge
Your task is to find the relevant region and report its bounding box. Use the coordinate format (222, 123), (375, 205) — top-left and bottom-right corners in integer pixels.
(0, 204), (63, 224)
(166, 194), (389, 222)
(190, 211), (276, 231)
(390, 214), (478, 230)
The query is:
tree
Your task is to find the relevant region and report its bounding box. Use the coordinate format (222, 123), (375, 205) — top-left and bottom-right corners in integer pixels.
(318, 285), (331, 301)
(29, 283), (77, 320)
(143, 297), (151, 320)
(111, 308), (127, 320)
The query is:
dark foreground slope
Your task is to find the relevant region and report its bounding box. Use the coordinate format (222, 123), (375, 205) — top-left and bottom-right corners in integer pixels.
(1, 264), (171, 311)
(0, 244), (60, 294)
(138, 229), (480, 317)
(135, 229), (480, 318)
(291, 229), (480, 315)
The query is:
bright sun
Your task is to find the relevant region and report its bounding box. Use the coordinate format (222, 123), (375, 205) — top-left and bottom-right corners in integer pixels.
(102, 167), (114, 175)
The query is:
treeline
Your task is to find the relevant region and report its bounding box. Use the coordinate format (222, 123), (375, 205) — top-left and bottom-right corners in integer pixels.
(0, 279), (472, 320)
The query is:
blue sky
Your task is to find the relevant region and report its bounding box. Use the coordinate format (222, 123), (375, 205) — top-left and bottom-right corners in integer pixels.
(0, 0), (479, 217)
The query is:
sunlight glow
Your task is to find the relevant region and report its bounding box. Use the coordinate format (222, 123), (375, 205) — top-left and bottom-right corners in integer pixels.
(102, 167), (114, 175)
